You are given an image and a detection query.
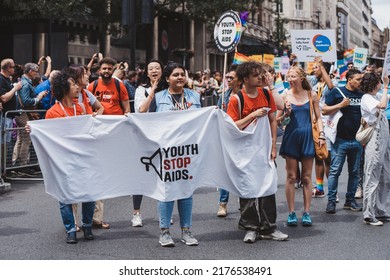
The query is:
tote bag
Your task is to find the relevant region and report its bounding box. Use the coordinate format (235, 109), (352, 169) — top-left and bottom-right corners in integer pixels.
(323, 87), (347, 143)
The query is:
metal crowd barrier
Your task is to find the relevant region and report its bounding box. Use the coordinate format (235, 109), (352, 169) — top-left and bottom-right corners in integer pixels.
(1, 109), (46, 181)
(201, 93), (219, 107)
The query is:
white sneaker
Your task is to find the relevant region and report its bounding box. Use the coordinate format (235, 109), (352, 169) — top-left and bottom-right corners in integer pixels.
(243, 230), (257, 243)
(181, 230), (199, 246)
(259, 230), (289, 241)
(355, 186), (363, 199)
(159, 229), (175, 247)
(131, 213), (143, 227)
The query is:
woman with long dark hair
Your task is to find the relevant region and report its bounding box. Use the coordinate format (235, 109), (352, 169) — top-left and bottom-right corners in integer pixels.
(135, 59), (164, 113)
(149, 62), (202, 247)
(130, 60), (164, 227)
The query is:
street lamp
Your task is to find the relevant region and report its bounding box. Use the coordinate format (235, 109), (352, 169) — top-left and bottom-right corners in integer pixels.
(315, 10), (321, 29)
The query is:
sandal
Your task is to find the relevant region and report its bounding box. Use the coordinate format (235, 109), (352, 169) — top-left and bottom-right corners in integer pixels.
(93, 221), (110, 229)
(76, 225), (81, 232)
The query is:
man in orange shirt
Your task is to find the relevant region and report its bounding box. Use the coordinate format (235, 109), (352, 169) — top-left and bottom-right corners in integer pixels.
(87, 57), (130, 229)
(227, 61), (288, 243)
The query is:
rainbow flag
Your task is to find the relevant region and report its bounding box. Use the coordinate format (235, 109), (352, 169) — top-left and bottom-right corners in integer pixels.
(274, 73), (285, 93)
(233, 52), (250, 64)
(343, 49), (354, 64)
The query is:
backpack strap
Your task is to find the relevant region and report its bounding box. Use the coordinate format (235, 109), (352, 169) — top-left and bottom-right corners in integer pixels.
(114, 78), (122, 102)
(92, 79), (98, 95)
(335, 87), (347, 98)
(233, 90), (245, 120)
(144, 86), (149, 98)
(263, 87), (270, 105)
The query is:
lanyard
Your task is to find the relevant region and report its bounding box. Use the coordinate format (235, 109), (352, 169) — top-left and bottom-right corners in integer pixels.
(317, 82), (325, 98)
(59, 101), (76, 117)
(169, 90), (185, 110)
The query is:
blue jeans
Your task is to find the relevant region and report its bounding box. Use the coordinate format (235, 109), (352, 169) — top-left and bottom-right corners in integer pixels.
(158, 196), (192, 229)
(327, 137), (362, 203)
(219, 188), (229, 203)
(59, 202), (95, 233)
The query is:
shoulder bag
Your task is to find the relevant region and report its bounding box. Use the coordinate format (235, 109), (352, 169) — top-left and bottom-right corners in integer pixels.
(355, 113), (379, 145)
(308, 91), (328, 160)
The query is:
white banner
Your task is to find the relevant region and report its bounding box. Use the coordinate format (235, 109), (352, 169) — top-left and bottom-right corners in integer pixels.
(290, 29), (337, 62)
(29, 107), (277, 203)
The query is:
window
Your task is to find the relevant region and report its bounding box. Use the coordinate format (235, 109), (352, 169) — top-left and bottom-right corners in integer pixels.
(296, 0), (303, 10)
(296, 22), (304, 29)
(277, 1), (283, 13)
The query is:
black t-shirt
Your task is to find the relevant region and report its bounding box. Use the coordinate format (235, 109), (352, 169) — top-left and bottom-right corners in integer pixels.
(149, 92), (203, 112)
(0, 73), (17, 117)
(325, 86), (364, 140)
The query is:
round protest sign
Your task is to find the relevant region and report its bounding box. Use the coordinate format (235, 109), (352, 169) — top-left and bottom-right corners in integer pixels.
(214, 11), (242, 53)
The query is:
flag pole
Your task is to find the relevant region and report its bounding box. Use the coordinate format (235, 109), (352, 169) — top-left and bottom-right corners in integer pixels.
(221, 52), (228, 110)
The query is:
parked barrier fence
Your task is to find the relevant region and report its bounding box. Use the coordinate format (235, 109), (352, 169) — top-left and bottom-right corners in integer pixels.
(1, 109), (46, 181)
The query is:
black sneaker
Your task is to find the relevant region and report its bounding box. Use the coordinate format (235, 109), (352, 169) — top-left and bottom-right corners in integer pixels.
(17, 168), (36, 177)
(364, 218), (383, 226)
(66, 232), (78, 244)
(82, 226), (94, 240)
(376, 215), (390, 222)
(326, 201), (336, 214)
(343, 200), (362, 211)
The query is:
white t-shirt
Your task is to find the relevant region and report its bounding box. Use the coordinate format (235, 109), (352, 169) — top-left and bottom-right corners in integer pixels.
(361, 93), (381, 125)
(78, 89), (97, 113)
(134, 85), (151, 113)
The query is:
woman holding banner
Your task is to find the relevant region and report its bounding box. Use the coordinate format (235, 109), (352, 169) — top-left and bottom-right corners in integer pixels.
(45, 71), (96, 244)
(149, 62), (202, 247)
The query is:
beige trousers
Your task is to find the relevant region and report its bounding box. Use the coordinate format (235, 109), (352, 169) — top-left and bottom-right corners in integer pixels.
(93, 200), (105, 222)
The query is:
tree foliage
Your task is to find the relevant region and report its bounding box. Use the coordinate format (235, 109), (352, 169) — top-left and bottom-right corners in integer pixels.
(2, 0), (123, 35)
(154, 0), (264, 29)
(2, 0), (87, 20)
(2, 0), (264, 29)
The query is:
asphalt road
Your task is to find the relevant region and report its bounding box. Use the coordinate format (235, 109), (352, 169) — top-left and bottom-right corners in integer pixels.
(1, 147), (390, 260)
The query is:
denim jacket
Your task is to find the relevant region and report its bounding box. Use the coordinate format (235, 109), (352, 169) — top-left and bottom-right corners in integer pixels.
(155, 88), (201, 112)
(217, 88), (233, 112)
(18, 75), (39, 109)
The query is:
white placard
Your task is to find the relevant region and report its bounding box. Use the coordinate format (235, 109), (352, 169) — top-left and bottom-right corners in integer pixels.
(214, 11), (242, 53)
(281, 56), (290, 75)
(274, 57), (282, 73)
(353, 47), (368, 69)
(290, 29), (337, 62)
(383, 41), (390, 79)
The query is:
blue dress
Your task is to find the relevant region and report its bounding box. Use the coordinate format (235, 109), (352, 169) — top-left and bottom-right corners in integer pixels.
(280, 101), (315, 160)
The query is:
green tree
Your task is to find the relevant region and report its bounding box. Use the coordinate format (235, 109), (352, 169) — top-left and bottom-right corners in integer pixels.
(154, 0), (264, 29)
(272, 0), (289, 55)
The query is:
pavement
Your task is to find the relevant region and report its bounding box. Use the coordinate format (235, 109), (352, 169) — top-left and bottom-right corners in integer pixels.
(1, 145), (390, 260)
